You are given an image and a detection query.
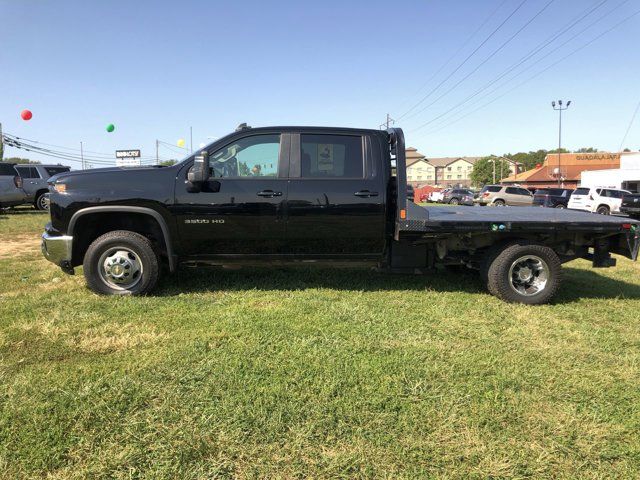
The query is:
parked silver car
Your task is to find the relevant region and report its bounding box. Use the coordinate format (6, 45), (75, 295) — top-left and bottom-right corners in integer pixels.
(475, 185), (533, 206)
(14, 164), (70, 210)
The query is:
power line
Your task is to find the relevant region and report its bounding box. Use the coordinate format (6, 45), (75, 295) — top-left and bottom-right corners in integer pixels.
(397, 0), (529, 121)
(416, 8), (640, 138)
(394, 0), (509, 114)
(407, 0), (557, 126)
(619, 96), (640, 151)
(409, 0), (616, 133)
(2, 133), (168, 162)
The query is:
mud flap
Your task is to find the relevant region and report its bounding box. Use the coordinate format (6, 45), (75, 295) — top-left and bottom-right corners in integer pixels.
(628, 230), (640, 261)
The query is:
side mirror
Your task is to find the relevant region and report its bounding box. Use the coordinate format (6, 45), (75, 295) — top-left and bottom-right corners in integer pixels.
(187, 151), (209, 184)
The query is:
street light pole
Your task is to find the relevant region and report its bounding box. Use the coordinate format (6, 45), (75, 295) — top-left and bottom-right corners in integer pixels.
(551, 100), (571, 187)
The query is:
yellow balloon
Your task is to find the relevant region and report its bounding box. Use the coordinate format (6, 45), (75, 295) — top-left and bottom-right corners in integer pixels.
(177, 138), (186, 148)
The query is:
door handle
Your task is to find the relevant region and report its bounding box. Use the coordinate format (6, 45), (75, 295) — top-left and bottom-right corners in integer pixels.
(354, 190), (378, 197)
(257, 190), (282, 198)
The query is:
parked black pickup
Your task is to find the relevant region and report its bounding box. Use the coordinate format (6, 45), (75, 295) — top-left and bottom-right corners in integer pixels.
(41, 125), (640, 304)
(621, 193), (640, 219)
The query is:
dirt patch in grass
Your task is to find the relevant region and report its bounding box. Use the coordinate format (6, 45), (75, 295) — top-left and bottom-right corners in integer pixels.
(69, 323), (166, 353)
(0, 235), (40, 259)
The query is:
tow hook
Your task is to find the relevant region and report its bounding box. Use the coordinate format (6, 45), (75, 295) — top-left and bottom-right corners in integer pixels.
(60, 261), (75, 275)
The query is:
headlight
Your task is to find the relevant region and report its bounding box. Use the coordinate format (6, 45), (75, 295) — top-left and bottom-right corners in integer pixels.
(53, 183), (67, 193)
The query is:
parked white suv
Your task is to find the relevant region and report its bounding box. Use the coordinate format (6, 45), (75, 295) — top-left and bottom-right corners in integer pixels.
(568, 187), (631, 215)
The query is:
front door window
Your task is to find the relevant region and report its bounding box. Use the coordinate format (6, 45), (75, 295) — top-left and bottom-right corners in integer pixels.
(209, 134), (280, 178)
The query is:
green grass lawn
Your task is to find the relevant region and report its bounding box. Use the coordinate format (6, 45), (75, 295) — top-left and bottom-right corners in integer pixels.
(1, 209), (639, 478)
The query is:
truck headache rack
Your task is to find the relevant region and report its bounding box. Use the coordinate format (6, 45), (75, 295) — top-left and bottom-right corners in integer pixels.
(388, 127), (431, 240)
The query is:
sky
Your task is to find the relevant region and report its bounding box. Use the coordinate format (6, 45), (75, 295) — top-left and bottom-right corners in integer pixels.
(1, 0), (639, 168)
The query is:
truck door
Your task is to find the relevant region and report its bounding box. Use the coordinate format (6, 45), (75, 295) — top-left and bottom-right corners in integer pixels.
(285, 132), (386, 257)
(173, 132), (289, 255)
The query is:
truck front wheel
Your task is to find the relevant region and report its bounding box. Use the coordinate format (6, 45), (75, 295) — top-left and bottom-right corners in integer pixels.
(83, 230), (160, 295)
(483, 242), (562, 305)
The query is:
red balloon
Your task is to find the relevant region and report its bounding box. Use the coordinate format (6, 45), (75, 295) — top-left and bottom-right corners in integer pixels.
(21, 109), (33, 121)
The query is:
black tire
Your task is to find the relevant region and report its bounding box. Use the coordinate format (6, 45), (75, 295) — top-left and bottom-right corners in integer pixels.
(596, 205), (610, 215)
(83, 230), (160, 295)
(449, 198), (460, 205)
(484, 242), (562, 305)
(493, 199), (505, 207)
(35, 191), (49, 211)
(555, 204), (566, 209)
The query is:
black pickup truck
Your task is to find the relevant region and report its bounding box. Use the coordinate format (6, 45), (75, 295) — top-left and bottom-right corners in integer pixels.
(41, 125), (639, 304)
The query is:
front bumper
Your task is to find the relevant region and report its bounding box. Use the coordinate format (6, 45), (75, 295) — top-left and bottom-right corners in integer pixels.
(41, 232), (74, 272)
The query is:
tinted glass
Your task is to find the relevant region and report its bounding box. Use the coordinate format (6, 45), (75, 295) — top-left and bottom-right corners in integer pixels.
(45, 167), (70, 177)
(505, 187), (518, 194)
(16, 166), (40, 178)
(209, 134), (280, 178)
(573, 188), (590, 195)
(301, 134), (363, 178)
(0, 164), (17, 176)
(608, 190), (625, 199)
(518, 188), (531, 196)
(483, 185), (501, 193)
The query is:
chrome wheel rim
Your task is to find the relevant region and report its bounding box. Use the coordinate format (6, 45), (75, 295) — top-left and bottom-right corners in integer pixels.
(38, 193), (50, 210)
(508, 255), (549, 297)
(98, 247), (143, 290)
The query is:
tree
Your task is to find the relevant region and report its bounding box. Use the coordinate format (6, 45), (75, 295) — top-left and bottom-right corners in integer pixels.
(504, 150), (547, 171)
(159, 159), (177, 166)
(471, 156), (513, 186)
(2, 157), (40, 164)
(575, 147), (598, 153)
(623, 148), (631, 152)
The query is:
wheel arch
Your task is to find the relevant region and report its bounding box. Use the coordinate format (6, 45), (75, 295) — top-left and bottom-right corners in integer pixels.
(68, 206), (176, 271)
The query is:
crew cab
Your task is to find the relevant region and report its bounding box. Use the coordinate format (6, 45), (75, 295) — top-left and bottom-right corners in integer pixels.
(41, 126), (639, 305)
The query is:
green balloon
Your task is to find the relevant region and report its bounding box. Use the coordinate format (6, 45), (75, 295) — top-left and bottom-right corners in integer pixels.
(106, 124), (115, 133)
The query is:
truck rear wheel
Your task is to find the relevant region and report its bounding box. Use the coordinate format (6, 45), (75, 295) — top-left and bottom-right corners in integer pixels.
(83, 230), (160, 295)
(483, 242), (562, 305)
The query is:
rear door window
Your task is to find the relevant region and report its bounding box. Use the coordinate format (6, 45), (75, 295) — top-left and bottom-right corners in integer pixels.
(505, 187), (519, 195)
(573, 188), (590, 196)
(45, 167), (70, 177)
(16, 166), (40, 178)
(483, 185), (502, 193)
(300, 134), (363, 178)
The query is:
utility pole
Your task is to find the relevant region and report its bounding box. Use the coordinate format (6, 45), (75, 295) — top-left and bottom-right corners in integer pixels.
(379, 113), (395, 130)
(156, 139), (159, 165)
(492, 158), (496, 184)
(80, 141), (84, 170)
(0, 122), (4, 162)
(551, 100), (571, 187)
(190, 126), (193, 153)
